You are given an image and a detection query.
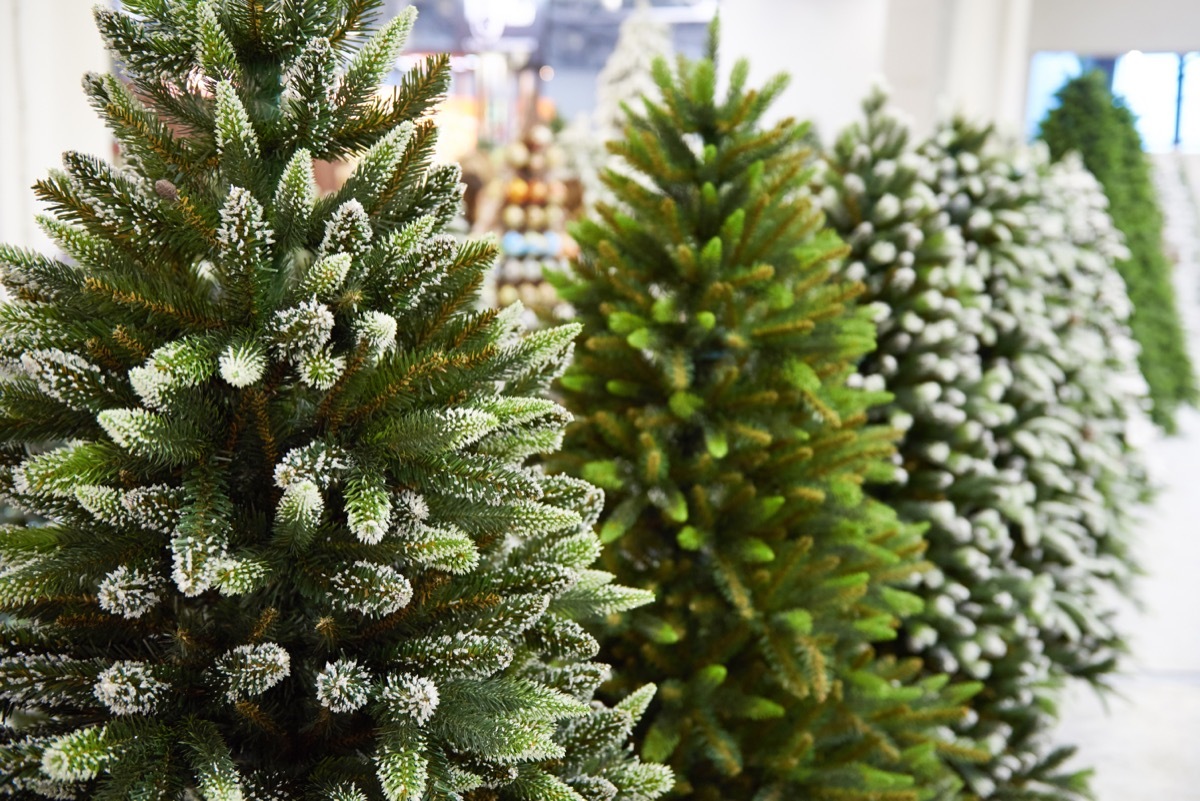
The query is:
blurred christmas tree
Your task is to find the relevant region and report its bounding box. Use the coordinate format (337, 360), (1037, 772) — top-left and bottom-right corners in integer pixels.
(0, 2), (672, 799)
(1039, 71), (1197, 431)
(593, 0), (673, 141)
(551, 25), (978, 801)
(561, 0), (672, 208)
(885, 113), (1146, 799)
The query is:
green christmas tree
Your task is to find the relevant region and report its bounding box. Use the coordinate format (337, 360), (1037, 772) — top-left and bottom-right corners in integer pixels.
(0, 3), (674, 800)
(1039, 70), (1197, 431)
(878, 114), (1147, 799)
(549, 27), (977, 801)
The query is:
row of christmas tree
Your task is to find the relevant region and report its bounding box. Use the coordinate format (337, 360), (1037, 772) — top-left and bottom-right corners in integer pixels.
(544, 26), (1156, 797)
(0, 3), (1171, 801)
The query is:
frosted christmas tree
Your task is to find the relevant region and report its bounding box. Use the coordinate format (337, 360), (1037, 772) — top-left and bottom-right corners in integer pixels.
(0, 2), (672, 799)
(909, 114), (1147, 798)
(822, 88), (1149, 801)
(1040, 71), (1197, 431)
(594, 1), (672, 140)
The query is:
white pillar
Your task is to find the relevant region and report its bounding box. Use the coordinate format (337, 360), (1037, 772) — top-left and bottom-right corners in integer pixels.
(943, 0), (1033, 131)
(881, 0), (954, 138)
(995, 0), (1035, 131)
(0, 0), (111, 252)
(719, 0), (890, 141)
(881, 0), (1033, 137)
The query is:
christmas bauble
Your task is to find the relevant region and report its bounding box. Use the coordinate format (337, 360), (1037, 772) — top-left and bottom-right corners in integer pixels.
(506, 178), (530, 205)
(522, 259), (544, 281)
(506, 142), (531, 168)
(501, 230), (527, 257)
(547, 180), (569, 205)
(545, 145), (567, 170)
(525, 232), (549, 256)
(529, 124), (554, 149)
(504, 258), (529, 281)
(497, 284), (520, 306)
(501, 204), (527, 230)
(561, 235), (580, 259)
(545, 205), (567, 229)
(526, 206), (548, 231)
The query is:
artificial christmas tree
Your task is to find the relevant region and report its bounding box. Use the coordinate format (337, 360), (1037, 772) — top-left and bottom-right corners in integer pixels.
(551, 28), (977, 800)
(881, 114), (1147, 799)
(1039, 71), (1197, 431)
(0, 3), (672, 800)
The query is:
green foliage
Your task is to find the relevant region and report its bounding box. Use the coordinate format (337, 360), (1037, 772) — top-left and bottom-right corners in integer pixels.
(550, 29), (976, 801)
(818, 104), (1147, 799)
(1039, 70), (1197, 431)
(0, 2), (672, 799)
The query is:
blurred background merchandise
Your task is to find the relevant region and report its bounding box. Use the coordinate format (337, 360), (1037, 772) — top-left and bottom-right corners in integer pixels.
(13, 1), (1200, 256)
(12, 1), (1200, 252)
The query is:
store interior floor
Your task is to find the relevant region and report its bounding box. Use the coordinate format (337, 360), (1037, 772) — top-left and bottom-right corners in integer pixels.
(1053, 154), (1200, 799)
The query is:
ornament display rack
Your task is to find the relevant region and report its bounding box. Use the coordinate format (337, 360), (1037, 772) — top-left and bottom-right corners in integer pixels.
(482, 123), (581, 323)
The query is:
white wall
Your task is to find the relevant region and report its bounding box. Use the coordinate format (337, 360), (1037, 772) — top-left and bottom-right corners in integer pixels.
(1030, 0), (1200, 54)
(719, 0), (1200, 142)
(720, 0), (890, 141)
(0, 0), (111, 252)
(718, 0), (1036, 141)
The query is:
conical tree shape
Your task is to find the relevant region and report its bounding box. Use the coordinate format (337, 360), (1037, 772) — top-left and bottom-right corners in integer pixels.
(1039, 70), (1197, 431)
(886, 114), (1148, 799)
(0, 3), (673, 799)
(550, 28), (976, 801)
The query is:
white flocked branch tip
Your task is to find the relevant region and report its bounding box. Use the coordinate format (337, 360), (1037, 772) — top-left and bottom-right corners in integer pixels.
(345, 471), (392, 545)
(40, 726), (112, 782)
(214, 81), (261, 159)
(319, 199), (373, 259)
(277, 478), (325, 530)
(273, 441), (350, 490)
(272, 299), (335, 359)
(316, 659), (374, 714)
(218, 642), (292, 702)
(93, 660), (169, 716)
(20, 348), (110, 411)
(97, 565), (164, 619)
(297, 347), (347, 390)
(379, 672), (441, 726)
(300, 252), (352, 298)
(355, 310), (398, 362)
(219, 340), (267, 388)
(330, 561), (413, 618)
